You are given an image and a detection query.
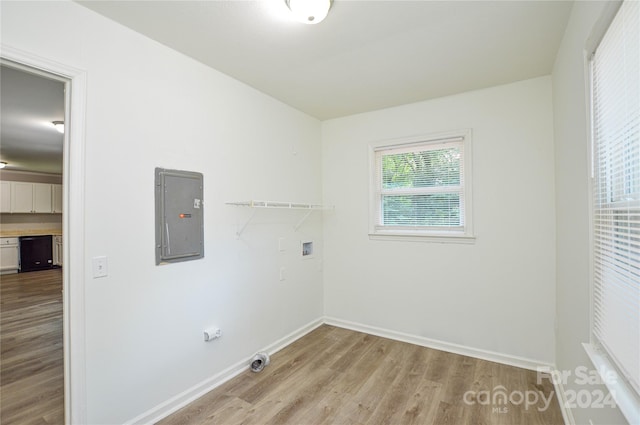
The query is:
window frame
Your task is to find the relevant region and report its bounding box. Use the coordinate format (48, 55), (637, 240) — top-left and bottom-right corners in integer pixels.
(368, 129), (474, 243)
(584, 1), (640, 422)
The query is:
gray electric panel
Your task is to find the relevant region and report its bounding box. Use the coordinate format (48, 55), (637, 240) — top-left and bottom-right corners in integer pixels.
(155, 168), (204, 265)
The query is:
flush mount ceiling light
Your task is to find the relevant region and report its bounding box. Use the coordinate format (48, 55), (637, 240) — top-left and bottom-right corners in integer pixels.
(52, 121), (64, 134)
(0, 162), (7, 169)
(285, 0), (331, 24)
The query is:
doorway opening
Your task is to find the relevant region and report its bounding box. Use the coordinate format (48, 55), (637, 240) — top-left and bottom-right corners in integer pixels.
(0, 49), (87, 424)
(0, 62), (66, 424)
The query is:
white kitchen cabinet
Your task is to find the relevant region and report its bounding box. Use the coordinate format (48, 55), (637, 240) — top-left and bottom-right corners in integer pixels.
(0, 237), (20, 274)
(33, 183), (52, 213)
(0, 181), (10, 213)
(53, 235), (63, 267)
(52, 184), (63, 213)
(8, 182), (56, 213)
(11, 182), (34, 213)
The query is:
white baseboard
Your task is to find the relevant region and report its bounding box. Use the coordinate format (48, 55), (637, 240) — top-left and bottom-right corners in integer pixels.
(552, 379), (575, 425)
(323, 316), (555, 372)
(125, 317), (324, 425)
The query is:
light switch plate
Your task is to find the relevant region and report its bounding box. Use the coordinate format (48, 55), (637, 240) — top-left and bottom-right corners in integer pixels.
(92, 256), (108, 278)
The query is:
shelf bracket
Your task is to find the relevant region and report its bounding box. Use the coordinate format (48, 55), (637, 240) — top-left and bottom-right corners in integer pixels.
(236, 209), (257, 239)
(293, 209), (314, 232)
(226, 200), (331, 237)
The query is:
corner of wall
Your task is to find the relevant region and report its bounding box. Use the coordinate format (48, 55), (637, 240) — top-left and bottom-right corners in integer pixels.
(551, 2), (629, 424)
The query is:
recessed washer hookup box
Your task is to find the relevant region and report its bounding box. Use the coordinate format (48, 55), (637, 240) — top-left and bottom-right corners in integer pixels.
(155, 168), (204, 265)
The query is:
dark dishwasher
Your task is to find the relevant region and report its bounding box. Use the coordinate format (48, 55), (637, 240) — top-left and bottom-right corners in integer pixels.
(19, 235), (53, 272)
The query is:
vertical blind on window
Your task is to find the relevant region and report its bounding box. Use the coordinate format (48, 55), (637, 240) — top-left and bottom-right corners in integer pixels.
(591, 0), (640, 394)
(375, 138), (464, 229)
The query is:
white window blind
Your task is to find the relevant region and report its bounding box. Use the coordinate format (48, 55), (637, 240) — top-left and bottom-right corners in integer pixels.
(370, 131), (473, 241)
(591, 0), (640, 397)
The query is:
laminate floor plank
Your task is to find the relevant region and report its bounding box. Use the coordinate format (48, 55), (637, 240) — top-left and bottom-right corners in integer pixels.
(494, 356), (526, 425)
(460, 358), (496, 425)
(263, 366), (339, 425)
(0, 269), (64, 425)
(326, 335), (395, 397)
(366, 345), (432, 425)
(433, 400), (464, 425)
(396, 375), (443, 425)
(158, 325), (564, 425)
(337, 338), (405, 424)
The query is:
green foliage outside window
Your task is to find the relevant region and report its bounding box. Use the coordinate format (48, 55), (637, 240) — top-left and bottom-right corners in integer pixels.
(381, 147), (461, 227)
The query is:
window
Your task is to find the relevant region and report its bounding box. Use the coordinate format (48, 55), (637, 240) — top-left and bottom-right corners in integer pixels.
(589, 0), (640, 417)
(369, 130), (473, 242)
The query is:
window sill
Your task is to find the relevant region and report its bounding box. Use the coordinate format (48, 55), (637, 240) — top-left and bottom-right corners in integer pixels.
(583, 343), (640, 424)
(368, 232), (476, 244)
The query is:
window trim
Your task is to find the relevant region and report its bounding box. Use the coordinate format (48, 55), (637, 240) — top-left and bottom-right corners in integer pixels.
(584, 1), (640, 422)
(368, 129), (474, 243)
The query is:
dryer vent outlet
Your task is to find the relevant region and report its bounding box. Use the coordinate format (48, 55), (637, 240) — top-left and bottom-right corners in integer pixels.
(250, 352), (270, 373)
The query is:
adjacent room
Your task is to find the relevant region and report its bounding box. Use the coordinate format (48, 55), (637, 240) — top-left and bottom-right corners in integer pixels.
(0, 65), (65, 424)
(0, 1), (637, 425)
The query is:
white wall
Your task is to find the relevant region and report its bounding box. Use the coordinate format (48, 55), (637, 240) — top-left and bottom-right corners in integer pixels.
(322, 76), (556, 365)
(3, 1), (631, 423)
(552, 2), (627, 424)
(1, 2), (323, 423)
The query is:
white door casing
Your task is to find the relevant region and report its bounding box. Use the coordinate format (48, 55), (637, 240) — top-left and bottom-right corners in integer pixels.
(0, 44), (88, 425)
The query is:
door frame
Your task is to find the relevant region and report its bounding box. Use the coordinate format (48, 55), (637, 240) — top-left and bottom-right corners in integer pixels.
(1, 44), (88, 424)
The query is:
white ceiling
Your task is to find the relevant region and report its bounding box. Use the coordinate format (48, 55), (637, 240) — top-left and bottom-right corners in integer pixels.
(0, 65), (64, 174)
(77, 0), (574, 120)
(1, 1), (573, 174)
